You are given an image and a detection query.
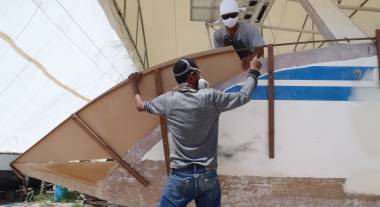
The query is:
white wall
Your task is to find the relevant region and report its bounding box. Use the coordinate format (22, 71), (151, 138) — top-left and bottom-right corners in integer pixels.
(0, 154), (19, 171)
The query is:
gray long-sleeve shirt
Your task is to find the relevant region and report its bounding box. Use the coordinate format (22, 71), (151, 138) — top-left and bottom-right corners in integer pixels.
(144, 75), (258, 169)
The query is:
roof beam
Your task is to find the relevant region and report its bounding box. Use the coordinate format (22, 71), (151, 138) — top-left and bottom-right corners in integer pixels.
(299, 0), (367, 44)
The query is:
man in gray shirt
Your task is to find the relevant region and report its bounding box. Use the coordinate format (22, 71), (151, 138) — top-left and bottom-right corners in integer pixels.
(214, 0), (265, 68)
(129, 57), (261, 207)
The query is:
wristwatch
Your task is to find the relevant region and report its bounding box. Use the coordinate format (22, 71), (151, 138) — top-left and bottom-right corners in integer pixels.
(248, 69), (261, 78)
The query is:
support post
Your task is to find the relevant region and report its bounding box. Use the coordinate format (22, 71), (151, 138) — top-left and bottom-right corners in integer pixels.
(268, 44), (275, 159)
(71, 114), (149, 187)
(154, 70), (171, 176)
(40, 181), (46, 195)
(376, 30), (380, 84)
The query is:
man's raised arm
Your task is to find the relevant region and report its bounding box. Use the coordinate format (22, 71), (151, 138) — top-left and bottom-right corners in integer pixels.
(211, 57), (262, 112)
(129, 72), (145, 111)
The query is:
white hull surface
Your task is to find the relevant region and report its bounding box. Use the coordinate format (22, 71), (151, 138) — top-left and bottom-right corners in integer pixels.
(144, 56), (380, 196)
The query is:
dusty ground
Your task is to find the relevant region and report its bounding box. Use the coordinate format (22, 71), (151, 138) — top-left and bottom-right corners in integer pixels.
(0, 202), (86, 207)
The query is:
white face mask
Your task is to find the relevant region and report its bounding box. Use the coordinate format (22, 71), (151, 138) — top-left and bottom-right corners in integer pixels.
(222, 17), (238, 28)
(198, 77), (209, 89)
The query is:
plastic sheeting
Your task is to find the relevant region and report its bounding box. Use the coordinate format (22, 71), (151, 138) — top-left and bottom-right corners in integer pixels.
(0, 0), (135, 153)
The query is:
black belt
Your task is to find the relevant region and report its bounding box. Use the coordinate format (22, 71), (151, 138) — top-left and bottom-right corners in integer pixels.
(172, 163), (207, 173)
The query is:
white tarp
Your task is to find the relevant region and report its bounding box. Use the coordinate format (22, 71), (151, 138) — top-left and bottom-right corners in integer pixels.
(0, 0), (136, 153)
(1, 0), (379, 153)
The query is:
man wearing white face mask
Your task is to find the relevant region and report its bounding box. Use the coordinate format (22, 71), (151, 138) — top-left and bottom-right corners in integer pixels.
(213, 0), (265, 68)
(129, 57), (262, 207)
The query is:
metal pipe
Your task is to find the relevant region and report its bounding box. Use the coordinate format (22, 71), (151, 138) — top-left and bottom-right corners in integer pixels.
(376, 30), (380, 84)
(272, 37), (374, 47)
(293, 14), (309, 52)
(349, 0), (369, 18)
(138, 0), (150, 68)
(339, 5), (380, 13)
(231, 37), (375, 53)
(112, 0), (146, 69)
(262, 24), (318, 35)
(122, 0), (126, 20)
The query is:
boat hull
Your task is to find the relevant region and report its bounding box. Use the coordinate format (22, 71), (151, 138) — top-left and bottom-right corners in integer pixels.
(12, 43), (380, 206)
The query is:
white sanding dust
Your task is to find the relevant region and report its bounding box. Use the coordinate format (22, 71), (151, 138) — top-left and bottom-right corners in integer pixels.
(345, 68), (380, 195)
(142, 56), (380, 195)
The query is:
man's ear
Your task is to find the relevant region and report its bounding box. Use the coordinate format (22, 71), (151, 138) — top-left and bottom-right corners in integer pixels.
(186, 72), (194, 82)
(186, 72), (197, 85)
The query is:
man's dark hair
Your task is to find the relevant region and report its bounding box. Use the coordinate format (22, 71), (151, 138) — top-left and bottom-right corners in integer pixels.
(173, 58), (198, 84)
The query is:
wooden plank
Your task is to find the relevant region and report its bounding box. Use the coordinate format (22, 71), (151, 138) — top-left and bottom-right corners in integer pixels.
(268, 44), (275, 159)
(10, 163), (24, 181)
(154, 70), (171, 176)
(15, 119), (112, 163)
(71, 114), (149, 187)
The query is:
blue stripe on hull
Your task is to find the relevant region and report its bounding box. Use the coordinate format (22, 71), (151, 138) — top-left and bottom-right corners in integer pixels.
(259, 66), (374, 81)
(226, 86), (354, 101)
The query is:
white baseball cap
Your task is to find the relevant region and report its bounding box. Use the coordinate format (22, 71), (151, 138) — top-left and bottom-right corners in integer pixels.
(219, 0), (239, 16)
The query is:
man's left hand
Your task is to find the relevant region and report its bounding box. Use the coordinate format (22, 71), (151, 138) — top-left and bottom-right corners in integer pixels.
(128, 72), (145, 111)
(128, 72), (143, 85)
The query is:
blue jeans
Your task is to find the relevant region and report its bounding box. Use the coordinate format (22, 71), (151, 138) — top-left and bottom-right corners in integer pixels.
(159, 165), (221, 207)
